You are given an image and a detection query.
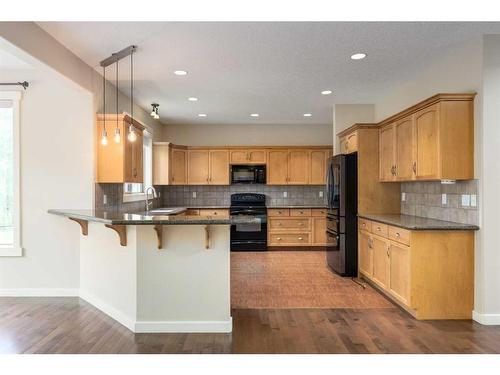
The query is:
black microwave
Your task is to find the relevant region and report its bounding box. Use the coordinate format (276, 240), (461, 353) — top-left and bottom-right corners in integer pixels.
(231, 165), (266, 184)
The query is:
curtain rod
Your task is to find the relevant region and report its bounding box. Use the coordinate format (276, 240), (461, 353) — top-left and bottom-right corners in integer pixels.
(0, 81), (29, 90)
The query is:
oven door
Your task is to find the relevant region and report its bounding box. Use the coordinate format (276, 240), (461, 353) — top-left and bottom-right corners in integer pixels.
(230, 210), (267, 251)
(326, 229), (346, 276)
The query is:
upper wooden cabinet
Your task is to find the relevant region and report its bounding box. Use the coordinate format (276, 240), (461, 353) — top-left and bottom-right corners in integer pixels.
(339, 131), (358, 154)
(170, 148), (188, 185)
(153, 143), (187, 185)
(267, 149), (328, 185)
(288, 149), (310, 184)
(309, 149), (331, 185)
(96, 114), (144, 183)
(230, 149), (266, 164)
(187, 149), (229, 185)
(267, 150), (289, 184)
(378, 94), (475, 182)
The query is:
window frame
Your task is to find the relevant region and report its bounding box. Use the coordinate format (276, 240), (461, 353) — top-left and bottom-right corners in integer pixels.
(122, 129), (154, 203)
(0, 91), (22, 256)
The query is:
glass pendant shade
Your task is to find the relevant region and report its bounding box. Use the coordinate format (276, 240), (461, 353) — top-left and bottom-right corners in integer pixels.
(101, 129), (108, 146)
(128, 126), (137, 142)
(114, 127), (121, 143)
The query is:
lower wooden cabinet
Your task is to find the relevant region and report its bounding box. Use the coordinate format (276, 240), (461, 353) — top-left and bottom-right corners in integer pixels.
(185, 208), (229, 218)
(267, 208), (327, 247)
(358, 218), (474, 320)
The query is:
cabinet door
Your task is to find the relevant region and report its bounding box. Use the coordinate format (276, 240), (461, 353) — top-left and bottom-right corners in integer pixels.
(229, 150), (248, 164)
(359, 231), (373, 278)
(389, 242), (410, 306)
(267, 150), (289, 184)
(312, 217), (327, 245)
(288, 150), (310, 184)
(209, 149), (230, 185)
(379, 124), (396, 181)
(414, 103), (440, 180)
(187, 150), (210, 185)
(310, 149), (329, 185)
(248, 149), (267, 164)
(171, 149), (187, 185)
(132, 129), (143, 183)
(153, 144), (169, 185)
(395, 116), (415, 181)
(372, 235), (390, 289)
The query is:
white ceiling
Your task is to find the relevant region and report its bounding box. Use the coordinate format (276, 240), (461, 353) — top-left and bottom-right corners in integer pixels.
(37, 22), (500, 126)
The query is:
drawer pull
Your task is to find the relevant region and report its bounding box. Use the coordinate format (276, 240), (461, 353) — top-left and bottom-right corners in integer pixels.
(395, 232), (400, 238)
(214, 212), (218, 215)
(298, 237), (303, 240)
(299, 211), (304, 214)
(277, 237), (282, 241)
(377, 226), (381, 231)
(278, 211), (282, 214)
(298, 223), (304, 226)
(362, 223), (366, 227)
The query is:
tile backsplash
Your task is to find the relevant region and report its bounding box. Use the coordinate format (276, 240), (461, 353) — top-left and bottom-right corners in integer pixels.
(162, 185), (326, 207)
(95, 183), (161, 212)
(401, 180), (478, 225)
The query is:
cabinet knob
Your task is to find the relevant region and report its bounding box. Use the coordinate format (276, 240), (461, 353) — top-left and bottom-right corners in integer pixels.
(298, 223), (303, 226)
(362, 223), (366, 227)
(298, 237), (303, 240)
(377, 226), (381, 231)
(214, 212), (217, 215)
(395, 232), (400, 238)
(277, 237), (282, 241)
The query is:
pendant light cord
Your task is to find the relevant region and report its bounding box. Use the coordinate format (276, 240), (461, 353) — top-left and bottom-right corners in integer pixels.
(130, 50), (134, 126)
(103, 67), (106, 132)
(116, 58), (119, 130)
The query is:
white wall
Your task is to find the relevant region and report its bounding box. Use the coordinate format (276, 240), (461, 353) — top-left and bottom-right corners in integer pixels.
(162, 123), (333, 146)
(0, 67), (93, 293)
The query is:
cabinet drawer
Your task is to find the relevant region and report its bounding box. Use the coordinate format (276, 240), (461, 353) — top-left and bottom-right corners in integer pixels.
(290, 208), (311, 217)
(269, 218), (311, 231)
(359, 218), (372, 232)
(268, 208), (290, 217)
(311, 208), (327, 217)
(388, 226), (411, 246)
(185, 209), (200, 216)
(372, 222), (389, 237)
(198, 209), (229, 217)
(269, 233), (310, 246)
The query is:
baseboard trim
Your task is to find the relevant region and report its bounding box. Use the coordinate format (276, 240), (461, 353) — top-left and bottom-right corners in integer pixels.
(0, 288), (79, 297)
(473, 310), (500, 325)
(135, 317), (233, 333)
(79, 289), (136, 332)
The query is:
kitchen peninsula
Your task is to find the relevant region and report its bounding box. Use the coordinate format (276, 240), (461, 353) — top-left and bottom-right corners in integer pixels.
(48, 208), (260, 333)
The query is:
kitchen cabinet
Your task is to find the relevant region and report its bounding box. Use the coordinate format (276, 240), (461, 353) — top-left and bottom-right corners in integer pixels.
(288, 150), (310, 184)
(187, 149), (229, 185)
(230, 149), (266, 164)
(153, 144), (187, 185)
(96, 114), (144, 183)
(170, 148), (187, 185)
(378, 94), (475, 182)
(312, 217), (327, 245)
(309, 149), (331, 184)
(357, 218), (474, 320)
(339, 131), (358, 154)
(267, 150), (289, 184)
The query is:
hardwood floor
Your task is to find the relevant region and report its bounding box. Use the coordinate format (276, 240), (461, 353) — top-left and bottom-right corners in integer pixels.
(1, 297), (500, 353)
(231, 251), (393, 309)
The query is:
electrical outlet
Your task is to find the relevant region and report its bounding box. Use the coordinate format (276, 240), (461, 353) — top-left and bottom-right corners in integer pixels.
(192, 191), (197, 199)
(461, 194), (470, 207)
(319, 191), (323, 198)
(441, 193), (447, 205)
(283, 191), (288, 198)
(401, 192), (406, 202)
(470, 194), (477, 207)
(103, 194), (107, 205)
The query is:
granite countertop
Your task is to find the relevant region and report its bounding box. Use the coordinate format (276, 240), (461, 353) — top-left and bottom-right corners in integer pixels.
(48, 209), (260, 225)
(267, 205), (327, 209)
(167, 205), (328, 209)
(358, 214), (479, 231)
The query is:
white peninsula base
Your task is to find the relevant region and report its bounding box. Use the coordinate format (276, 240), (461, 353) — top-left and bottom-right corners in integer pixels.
(79, 223), (232, 333)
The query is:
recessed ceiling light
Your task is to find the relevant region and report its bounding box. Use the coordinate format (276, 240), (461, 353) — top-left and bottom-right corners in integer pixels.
(350, 53), (367, 60)
(303, 113), (312, 117)
(321, 90), (332, 95)
(198, 113), (207, 117)
(188, 97), (198, 101)
(250, 113), (259, 117)
(174, 70), (188, 76)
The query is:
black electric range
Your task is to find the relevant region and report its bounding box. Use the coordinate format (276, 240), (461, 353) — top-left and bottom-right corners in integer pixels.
(230, 193), (267, 251)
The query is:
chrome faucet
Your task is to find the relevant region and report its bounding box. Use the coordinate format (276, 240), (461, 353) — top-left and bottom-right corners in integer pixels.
(145, 186), (157, 211)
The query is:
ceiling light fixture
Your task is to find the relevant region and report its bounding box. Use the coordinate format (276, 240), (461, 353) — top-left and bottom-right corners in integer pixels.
(198, 113), (207, 117)
(150, 103), (160, 119)
(321, 90), (332, 95)
(350, 53), (367, 60)
(250, 113), (259, 117)
(174, 70), (188, 76)
(188, 97), (198, 102)
(303, 113), (312, 117)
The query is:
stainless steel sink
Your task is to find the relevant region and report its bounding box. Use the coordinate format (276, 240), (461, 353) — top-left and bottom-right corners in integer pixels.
(141, 208), (185, 216)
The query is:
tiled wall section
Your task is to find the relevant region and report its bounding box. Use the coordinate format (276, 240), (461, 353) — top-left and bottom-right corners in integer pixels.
(401, 180), (478, 225)
(95, 183), (161, 211)
(162, 185), (326, 207)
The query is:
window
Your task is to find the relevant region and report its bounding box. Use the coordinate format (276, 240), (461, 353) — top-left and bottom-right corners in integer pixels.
(123, 130), (153, 202)
(0, 92), (22, 256)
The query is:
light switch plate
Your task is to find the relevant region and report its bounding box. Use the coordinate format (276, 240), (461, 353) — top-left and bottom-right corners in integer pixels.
(401, 192), (406, 202)
(192, 191), (197, 198)
(470, 194), (477, 207)
(441, 193), (447, 205)
(319, 191), (323, 198)
(461, 194), (470, 207)
(283, 191), (288, 198)
(103, 194), (107, 205)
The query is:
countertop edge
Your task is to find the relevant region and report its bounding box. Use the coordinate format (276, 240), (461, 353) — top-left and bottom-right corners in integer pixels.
(358, 214), (479, 231)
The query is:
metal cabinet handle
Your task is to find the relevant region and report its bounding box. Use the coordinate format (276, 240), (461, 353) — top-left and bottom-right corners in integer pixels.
(377, 226), (381, 231)
(362, 223), (366, 227)
(277, 237), (282, 241)
(298, 237), (303, 240)
(213, 212), (218, 215)
(412, 162), (417, 174)
(299, 211), (304, 214)
(395, 232), (400, 238)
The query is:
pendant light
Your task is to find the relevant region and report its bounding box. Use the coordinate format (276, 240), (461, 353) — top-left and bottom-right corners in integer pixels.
(101, 66), (108, 146)
(150, 103), (159, 119)
(128, 49), (137, 142)
(114, 58), (121, 144)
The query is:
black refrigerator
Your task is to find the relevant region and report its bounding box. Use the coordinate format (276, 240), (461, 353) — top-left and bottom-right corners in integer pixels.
(325, 153), (358, 277)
